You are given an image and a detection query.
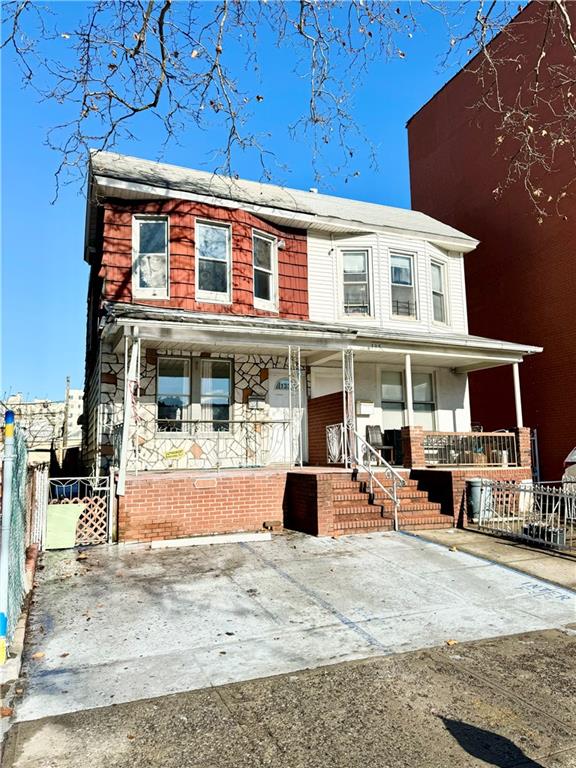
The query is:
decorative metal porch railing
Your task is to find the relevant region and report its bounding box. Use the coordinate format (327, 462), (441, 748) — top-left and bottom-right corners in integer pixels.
(476, 479), (576, 553)
(423, 431), (518, 467)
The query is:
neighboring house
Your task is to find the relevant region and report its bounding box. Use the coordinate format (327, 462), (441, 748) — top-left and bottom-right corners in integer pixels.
(83, 151), (540, 543)
(5, 387), (83, 465)
(408, 1), (575, 480)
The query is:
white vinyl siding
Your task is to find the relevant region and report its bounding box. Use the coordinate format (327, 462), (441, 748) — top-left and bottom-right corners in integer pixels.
(307, 230), (468, 334)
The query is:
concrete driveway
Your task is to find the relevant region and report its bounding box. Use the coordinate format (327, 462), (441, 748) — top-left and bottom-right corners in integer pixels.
(17, 531), (575, 723)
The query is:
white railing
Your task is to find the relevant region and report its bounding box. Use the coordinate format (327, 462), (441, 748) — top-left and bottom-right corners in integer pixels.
(423, 431), (518, 466)
(476, 479), (576, 552)
(326, 423), (406, 530)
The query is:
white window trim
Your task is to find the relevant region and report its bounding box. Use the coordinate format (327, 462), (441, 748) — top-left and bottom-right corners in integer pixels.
(390, 251), (419, 321)
(338, 245), (375, 321)
(199, 357), (234, 434)
(430, 258), (449, 326)
(337, 247), (374, 321)
(132, 215), (170, 300)
(411, 370), (437, 431)
(156, 356), (191, 435)
(195, 219), (232, 305)
(378, 366), (437, 428)
(252, 230), (278, 312)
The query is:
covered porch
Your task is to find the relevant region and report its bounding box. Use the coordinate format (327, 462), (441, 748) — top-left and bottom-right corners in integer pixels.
(100, 308), (540, 490)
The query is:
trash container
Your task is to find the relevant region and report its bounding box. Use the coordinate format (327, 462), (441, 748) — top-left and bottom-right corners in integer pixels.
(466, 478), (483, 523)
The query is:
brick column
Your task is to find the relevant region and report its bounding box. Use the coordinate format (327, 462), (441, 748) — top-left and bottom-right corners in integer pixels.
(401, 426), (425, 468)
(514, 427), (532, 469)
(316, 475), (335, 536)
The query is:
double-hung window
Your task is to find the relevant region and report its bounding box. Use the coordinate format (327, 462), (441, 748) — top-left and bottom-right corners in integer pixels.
(412, 372), (436, 430)
(431, 262), (447, 324)
(157, 358), (190, 432)
(196, 221), (231, 302)
(381, 371), (405, 429)
(200, 359), (232, 432)
(343, 250), (371, 315)
(391, 253), (417, 318)
(253, 232), (277, 310)
(133, 216), (169, 299)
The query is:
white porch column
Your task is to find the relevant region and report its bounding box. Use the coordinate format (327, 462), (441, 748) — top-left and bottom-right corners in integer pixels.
(512, 362), (524, 428)
(404, 353), (414, 428)
(342, 349), (356, 466)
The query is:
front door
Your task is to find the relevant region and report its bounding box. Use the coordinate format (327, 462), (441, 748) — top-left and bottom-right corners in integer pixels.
(267, 369), (305, 464)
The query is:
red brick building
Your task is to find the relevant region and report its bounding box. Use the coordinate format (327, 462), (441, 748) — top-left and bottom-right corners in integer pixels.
(408, 1), (576, 480)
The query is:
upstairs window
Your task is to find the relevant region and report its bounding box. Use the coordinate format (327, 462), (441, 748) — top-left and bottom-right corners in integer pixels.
(343, 250), (370, 315)
(431, 262), (447, 323)
(253, 232), (277, 310)
(132, 216), (169, 299)
(391, 253), (417, 318)
(196, 221), (231, 303)
(157, 358), (190, 432)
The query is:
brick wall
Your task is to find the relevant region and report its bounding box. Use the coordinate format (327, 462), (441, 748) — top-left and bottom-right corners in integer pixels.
(307, 392), (344, 466)
(117, 470), (287, 543)
(408, 1), (576, 480)
(283, 472), (338, 537)
(101, 199), (308, 319)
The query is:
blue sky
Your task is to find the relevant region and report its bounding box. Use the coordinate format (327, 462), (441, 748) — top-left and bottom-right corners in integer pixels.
(2, 2), (477, 401)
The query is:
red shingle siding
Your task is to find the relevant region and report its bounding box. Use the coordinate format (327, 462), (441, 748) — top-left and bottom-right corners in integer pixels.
(408, 1), (576, 479)
(118, 471), (288, 543)
(101, 200), (309, 319)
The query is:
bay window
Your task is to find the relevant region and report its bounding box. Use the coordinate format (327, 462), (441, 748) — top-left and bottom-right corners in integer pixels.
(391, 253), (417, 318)
(157, 358), (190, 432)
(196, 221), (231, 302)
(253, 232), (277, 310)
(132, 216), (169, 299)
(431, 261), (447, 323)
(343, 250), (370, 315)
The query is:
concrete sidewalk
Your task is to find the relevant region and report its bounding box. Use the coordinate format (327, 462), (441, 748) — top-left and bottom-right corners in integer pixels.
(4, 628), (576, 767)
(413, 528), (576, 591)
(14, 532), (576, 723)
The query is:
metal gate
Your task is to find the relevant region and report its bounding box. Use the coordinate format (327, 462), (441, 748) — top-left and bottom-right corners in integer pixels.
(477, 480), (576, 553)
(45, 475), (114, 548)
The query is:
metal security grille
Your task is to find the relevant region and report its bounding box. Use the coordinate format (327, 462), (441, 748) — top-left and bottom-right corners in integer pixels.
(477, 480), (576, 553)
(48, 477), (112, 546)
(7, 427), (29, 644)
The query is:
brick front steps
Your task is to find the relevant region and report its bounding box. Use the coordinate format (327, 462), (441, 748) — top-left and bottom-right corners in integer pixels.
(330, 472), (453, 536)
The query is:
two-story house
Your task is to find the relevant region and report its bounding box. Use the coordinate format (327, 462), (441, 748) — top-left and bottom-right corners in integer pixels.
(83, 151), (540, 544)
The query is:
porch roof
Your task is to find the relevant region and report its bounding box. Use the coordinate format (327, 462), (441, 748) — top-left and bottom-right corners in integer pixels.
(102, 303), (542, 373)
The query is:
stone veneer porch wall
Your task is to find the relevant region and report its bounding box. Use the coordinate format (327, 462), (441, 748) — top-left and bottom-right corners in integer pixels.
(97, 345), (308, 472)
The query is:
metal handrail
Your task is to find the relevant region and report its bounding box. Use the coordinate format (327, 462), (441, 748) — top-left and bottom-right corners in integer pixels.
(351, 429), (406, 532)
